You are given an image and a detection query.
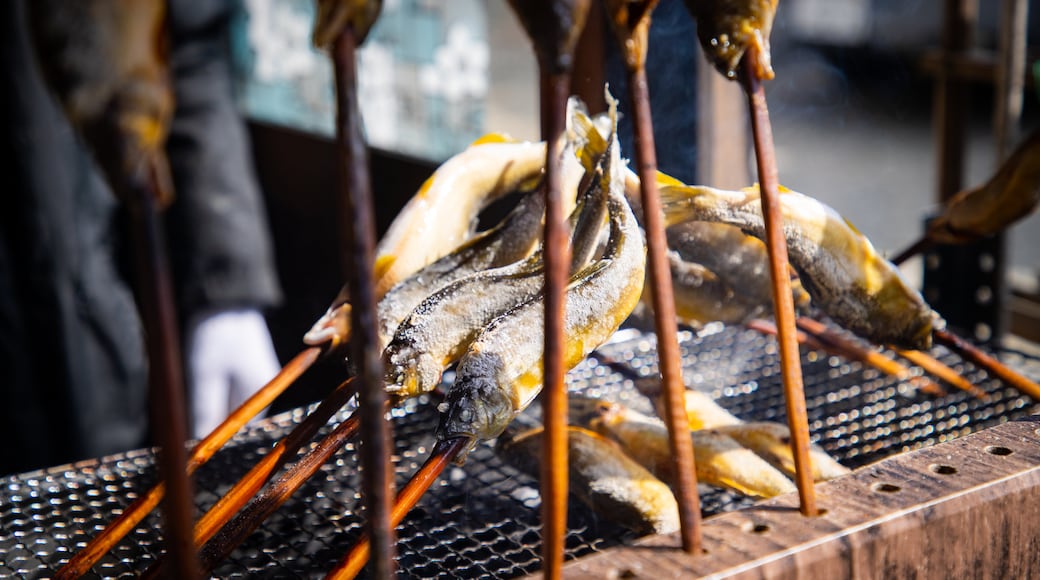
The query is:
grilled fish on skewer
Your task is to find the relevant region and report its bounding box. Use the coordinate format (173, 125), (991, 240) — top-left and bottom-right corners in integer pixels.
(603, 0), (658, 71)
(570, 398), (796, 498)
(894, 130), (1040, 264)
(665, 254), (763, 327)
(364, 97), (613, 348)
(926, 130), (1040, 245)
(661, 224), (812, 328)
(711, 422), (850, 482)
(683, 0), (778, 80)
(596, 373), (849, 482)
(383, 148), (612, 401)
(609, 384), (848, 482)
(659, 183), (939, 350)
(28, 0), (174, 206)
(499, 425), (680, 535)
(304, 133), (588, 348)
(369, 188), (546, 348)
(437, 137), (645, 458)
(506, 0), (591, 75)
(668, 221), (811, 312)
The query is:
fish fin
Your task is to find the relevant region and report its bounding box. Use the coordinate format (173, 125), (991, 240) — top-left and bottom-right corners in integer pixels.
(654, 171), (686, 188)
(468, 132), (517, 146)
(373, 254), (396, 281)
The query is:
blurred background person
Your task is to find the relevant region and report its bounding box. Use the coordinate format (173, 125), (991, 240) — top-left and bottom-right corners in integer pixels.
(0, 0), (283, 476)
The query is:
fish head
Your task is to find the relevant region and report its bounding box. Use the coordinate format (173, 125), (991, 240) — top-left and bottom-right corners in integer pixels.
(567, 396), (619, 430)
(436, 374), (514, 460)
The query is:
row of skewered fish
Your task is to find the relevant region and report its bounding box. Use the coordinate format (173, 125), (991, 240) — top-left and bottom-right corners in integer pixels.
(287, 76), (1040, 540)
(288, 94), (950, 523)
(499, 390), (851, 535)
(20, 0), (1037, 576)
(34, 0), (1040, 574)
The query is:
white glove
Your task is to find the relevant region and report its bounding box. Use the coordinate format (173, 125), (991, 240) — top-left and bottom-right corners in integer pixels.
(185, 308), (281, 439)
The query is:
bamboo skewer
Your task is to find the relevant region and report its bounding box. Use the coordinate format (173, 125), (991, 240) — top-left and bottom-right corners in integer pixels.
(935, 329), (1040, 400)
(891, 237), (935, 267)
(141, 378), (358, 578)
(539, 68), (574, 578)
(191, 411), (364, 575)
(127, 174), (200, 579)
(740, 47), (818, 516)
(331, 19), (396, 580)
(55, 347), (321, 578)
(892, 347), (988, 399)
(792, 317), (955, 397)
(749, 319), (947, 397)
(191, 378), (356, 547)
(326, 437), (471, 579)
(605, 0), (702, 553)
(505, 2), (590, 575)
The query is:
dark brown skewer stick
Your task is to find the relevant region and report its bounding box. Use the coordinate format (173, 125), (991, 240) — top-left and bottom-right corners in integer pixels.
(126, 172), (200, 578)
(191, 411), (364, 576)
(791, 317), (957, 397)
(539, 68), (574, 577)
(891, 236), (935, 266)
(892, 348), (987, 399)
(326, 436), (471, 579)
(332, 22), (397, 579)
(141, 376), (355, 578)
(505, 2), (590, 575)
(749, 319), (947, 397)
(935, 328), (1040, 400)
(606, 0), (703, 552)
(191, 377), (357, 547)
(56, 346), (321, 578)
(740, 47), (818, 516)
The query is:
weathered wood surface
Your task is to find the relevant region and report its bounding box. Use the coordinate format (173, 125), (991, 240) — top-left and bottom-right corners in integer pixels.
(532, 414), (1040, 579)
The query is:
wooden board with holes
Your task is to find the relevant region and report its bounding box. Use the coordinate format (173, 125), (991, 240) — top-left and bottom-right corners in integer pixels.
(532, 414), (1040, 579)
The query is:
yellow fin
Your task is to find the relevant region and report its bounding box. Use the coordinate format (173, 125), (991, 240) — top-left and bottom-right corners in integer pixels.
(468, 132), (517, 147)
(373, 254), (396, 280)
(654, 171), (685, 188)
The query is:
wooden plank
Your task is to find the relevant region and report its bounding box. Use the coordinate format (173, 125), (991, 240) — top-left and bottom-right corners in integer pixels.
(537, 415), (1040, 579)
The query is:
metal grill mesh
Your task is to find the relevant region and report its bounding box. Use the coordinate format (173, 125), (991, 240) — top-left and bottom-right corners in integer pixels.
(2, 324), (1039, 578)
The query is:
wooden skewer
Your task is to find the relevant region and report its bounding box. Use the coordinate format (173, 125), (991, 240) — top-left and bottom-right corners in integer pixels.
(792, 317), (948, 397)
(332, 22), (396, 580)
(325, 436), (471, 580)
(894, 348), (988, 400)
(740, 47), (818, 517)
(55, 346), (321, 578)
(191, 411), (364, 576)
(618, 29), (704, 561)
(504, 2), (591, 575)
(126, 171), (200, 578)
(935, 328), (1040, 400)
(191, 377), (356, 547)
(750, 319), (947, 397)
(539, 67), (574, 577)
(891, 236), (935, 266)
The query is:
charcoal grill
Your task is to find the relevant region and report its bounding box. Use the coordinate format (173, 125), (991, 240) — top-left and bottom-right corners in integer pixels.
(2, 323), (1039, 578)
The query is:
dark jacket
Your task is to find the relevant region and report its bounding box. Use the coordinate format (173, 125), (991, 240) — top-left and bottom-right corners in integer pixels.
(0, 0), (282, 475)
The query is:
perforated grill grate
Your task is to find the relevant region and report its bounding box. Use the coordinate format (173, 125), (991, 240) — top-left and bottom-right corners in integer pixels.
(2, 324), (1038, 578)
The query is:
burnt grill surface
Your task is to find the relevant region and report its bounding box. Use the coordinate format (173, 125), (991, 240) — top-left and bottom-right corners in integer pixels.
(2, 324), (1039, 578)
